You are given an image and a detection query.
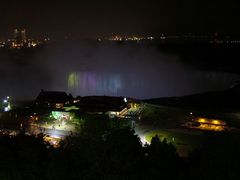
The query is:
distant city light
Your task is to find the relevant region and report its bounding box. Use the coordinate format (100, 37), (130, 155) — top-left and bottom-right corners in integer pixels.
(107, 35), (153, 42)
(1, 29), (46, 49)
(2, 96), (11, 112)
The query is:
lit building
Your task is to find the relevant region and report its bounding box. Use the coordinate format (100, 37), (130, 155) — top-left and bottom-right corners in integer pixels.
(0, 41), (5, 48)
(11, 29), (40, 49)
(21, 29), (27, 43)
(13, 29), (19, 39)
(12, 28), (27, 48)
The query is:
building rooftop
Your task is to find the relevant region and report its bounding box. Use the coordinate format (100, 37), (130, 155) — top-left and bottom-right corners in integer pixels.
(36, 90), (72, 104)
(75, 96), (127, 113)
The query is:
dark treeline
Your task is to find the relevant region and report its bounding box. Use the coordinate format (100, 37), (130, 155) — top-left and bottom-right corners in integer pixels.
(0, 118), (240, 180)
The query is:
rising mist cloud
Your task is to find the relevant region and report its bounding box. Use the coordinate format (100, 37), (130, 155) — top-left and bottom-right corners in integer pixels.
(0, 41), (239, 100)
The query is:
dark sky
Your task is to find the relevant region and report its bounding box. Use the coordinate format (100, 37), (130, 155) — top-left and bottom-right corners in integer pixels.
(1, 0), (240, 39)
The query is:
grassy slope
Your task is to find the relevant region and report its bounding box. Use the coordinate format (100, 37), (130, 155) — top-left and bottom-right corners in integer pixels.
(140, 104), (207, 151)
(140, 103), (190, 128)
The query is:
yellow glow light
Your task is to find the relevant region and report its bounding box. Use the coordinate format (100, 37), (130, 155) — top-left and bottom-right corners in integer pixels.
(212, 120), (220, 125)
(198, 118), (206, 123)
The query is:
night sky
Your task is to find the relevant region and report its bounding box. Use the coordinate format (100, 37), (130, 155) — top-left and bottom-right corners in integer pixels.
(1, 0), (240, 39)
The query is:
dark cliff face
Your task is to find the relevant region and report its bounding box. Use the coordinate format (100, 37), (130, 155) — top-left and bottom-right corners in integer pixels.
(145, 81), (240, 110)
